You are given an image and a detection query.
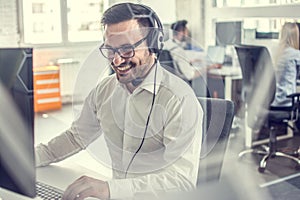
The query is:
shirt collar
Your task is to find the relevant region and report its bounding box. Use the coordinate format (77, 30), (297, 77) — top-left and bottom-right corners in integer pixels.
(139, 61), (163, 95)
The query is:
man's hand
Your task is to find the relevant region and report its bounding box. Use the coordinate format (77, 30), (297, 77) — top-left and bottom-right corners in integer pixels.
(62, 175), (110, 200)
(208, 63), (222, 70)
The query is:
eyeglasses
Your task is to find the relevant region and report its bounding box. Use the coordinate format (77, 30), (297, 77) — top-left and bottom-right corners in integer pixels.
(99, 36), (148, 60)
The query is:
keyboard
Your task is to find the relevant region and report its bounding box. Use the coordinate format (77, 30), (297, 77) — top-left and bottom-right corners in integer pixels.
(36, 181), (63, 200)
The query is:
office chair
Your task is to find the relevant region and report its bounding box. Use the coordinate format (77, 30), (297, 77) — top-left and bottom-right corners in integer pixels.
(159, 47), (192, 85)
(197, 97), (235, 185)
(234, 44), (300, 173)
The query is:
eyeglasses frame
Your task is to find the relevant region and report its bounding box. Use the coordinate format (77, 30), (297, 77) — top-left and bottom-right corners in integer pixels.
(99, 35), (148, 60)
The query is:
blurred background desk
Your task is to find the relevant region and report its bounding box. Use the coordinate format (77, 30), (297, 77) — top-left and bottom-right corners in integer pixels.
(192, 65), (242, 115)
(207, 66), (243, 120)
(208, 66), (242, 100)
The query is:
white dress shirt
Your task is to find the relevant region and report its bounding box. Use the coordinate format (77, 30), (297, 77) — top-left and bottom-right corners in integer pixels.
(163, 39), (198, 80)
(35, 63), (203, 199)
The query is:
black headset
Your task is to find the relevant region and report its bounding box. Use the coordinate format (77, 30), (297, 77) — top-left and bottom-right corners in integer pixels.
(133, 4), (164, 55)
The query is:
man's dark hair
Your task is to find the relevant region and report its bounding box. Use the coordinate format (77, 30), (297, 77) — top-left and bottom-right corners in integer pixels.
(171, 20), (188, 32)
(101, 3), (154, 28)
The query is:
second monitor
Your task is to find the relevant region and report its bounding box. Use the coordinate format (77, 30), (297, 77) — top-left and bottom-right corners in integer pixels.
(0, 48), (35, 198)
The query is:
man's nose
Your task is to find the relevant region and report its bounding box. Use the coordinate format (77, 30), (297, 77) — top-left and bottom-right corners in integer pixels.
(112, 53), (125, 66)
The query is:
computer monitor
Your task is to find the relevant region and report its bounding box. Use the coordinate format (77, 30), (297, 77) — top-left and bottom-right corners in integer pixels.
(216, 21), (242, 46)
(0, 48), (36, 198)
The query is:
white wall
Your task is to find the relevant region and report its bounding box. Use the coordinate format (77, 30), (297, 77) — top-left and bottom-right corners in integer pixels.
(141, 0), (176, 24)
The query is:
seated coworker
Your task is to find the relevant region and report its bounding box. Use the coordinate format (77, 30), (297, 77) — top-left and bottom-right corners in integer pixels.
(163, 20), (221, 82)
(170, 20), (202, 51)
(35, 3), (203, 200)
(271, 22), (300, 107)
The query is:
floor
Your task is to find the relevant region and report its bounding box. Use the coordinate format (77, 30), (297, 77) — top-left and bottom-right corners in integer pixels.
(35, 103), (300, 200)
(222, 118), (300, 200)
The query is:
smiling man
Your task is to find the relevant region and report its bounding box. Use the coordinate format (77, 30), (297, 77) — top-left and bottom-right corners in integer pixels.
(99, 23), (155, 93)
(35, 3), (203, 200)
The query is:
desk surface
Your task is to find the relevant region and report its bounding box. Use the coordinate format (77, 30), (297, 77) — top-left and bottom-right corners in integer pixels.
(0, 151), (111, 200)
(0, 152), (272, 200)
(208, 66), (242, 78)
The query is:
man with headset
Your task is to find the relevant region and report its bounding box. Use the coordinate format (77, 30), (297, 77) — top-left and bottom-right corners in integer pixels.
(170, 20), (202, 51)
(35, 3), (203, 200)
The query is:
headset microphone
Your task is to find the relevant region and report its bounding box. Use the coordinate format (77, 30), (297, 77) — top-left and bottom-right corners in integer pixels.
(131, 59), (157, 87)
(131, 78), (144, 86)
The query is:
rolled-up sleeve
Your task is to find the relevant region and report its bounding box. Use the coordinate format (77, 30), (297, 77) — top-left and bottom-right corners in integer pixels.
(35, 89), (103, 167)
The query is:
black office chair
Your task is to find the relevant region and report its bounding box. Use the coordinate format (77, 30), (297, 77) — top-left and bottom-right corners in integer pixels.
(234, 44), (300, 173)
(197, 97), (235, 185)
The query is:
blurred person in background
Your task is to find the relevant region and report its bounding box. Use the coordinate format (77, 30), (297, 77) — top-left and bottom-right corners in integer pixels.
(170, 20), (202, 51)
(271, 22), (300, 107)
(271, 22), (300, 153)
(162, 20), (221, 84)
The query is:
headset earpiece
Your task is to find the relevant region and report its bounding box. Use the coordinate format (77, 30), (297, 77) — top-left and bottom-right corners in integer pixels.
(135, 4), (164, 55)
(147, 28), (164, 54)
(158, 31), (164, 50)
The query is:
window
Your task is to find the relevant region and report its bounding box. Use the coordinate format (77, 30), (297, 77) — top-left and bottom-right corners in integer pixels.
(22, 0), (106, 45)
(23, 0), (62, 44)
(67, 0), (104, 42)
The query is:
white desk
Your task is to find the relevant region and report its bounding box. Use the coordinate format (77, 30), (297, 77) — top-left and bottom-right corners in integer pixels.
(0, 152), (111, 200)
(208, 66), (242, 100)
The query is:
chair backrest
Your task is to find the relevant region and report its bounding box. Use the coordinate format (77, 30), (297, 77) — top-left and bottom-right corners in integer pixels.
(197, 97), (235, 185)
(234, 44), (276, 129)
(158, 49), (177, 73)
(158, 48), (192, 85)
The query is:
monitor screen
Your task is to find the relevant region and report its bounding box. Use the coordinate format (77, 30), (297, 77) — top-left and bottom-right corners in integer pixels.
(0, 48), (36, 198)
(216, 21), (242, 46)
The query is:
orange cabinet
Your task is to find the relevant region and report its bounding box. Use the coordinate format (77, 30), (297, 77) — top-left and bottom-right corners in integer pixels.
(33, 66), (62, 112)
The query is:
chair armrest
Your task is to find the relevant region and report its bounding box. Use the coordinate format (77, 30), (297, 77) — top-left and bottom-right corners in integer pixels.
(286, 93), (300, 115)
(286, 93), (300, 98)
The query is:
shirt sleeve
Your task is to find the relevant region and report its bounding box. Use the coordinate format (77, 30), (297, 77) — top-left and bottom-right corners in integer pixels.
(170, 48), (197, 80)
(35, 89), (103, 167)
(272, 54), (298, 107)
(107, 95), (203, 199)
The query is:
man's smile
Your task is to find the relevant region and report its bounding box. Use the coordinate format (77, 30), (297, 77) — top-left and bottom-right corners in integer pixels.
(114, 62), (135, 75)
